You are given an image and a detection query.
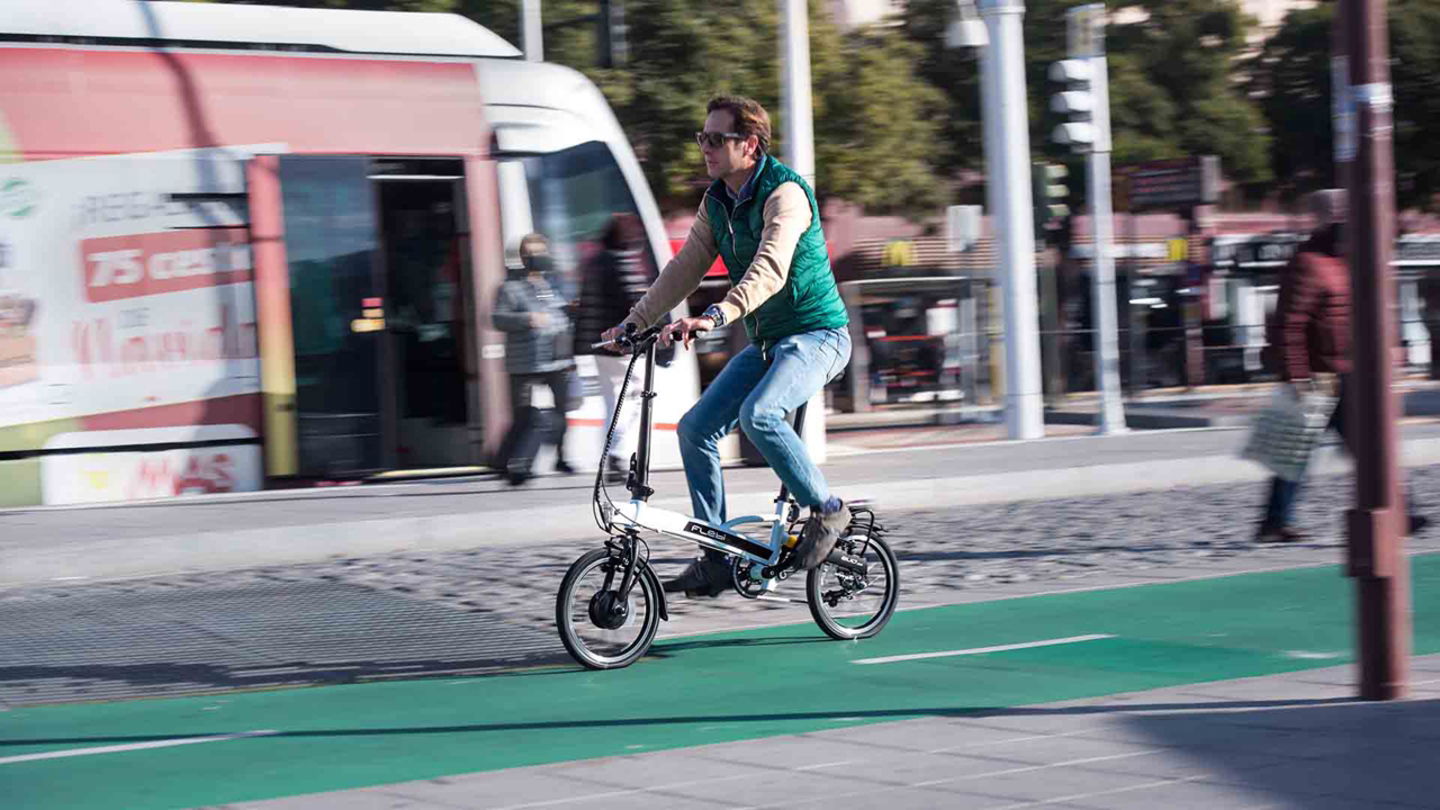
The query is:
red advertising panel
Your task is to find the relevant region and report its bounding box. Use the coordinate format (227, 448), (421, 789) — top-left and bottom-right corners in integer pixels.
(0, 48), (487, 161)
(81, 227), (251, 303)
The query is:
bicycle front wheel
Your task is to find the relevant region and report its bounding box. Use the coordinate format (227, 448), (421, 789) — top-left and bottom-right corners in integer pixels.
(556, 547), (661, 669)
(807, 531), (899, 640)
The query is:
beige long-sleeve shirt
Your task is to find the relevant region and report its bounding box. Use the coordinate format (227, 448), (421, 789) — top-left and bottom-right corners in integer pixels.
(624, 182), (812, 330)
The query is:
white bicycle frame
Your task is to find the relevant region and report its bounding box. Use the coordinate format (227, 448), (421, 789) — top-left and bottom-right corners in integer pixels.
(596, 331), (805, 575)
(610, 497), (793, 568)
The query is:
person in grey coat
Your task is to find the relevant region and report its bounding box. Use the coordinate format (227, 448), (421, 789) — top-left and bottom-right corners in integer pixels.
(492, 233), (575, 482)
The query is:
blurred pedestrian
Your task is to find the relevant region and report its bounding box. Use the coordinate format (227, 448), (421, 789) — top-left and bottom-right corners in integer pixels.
(575, 213), (651, 483)
(1255, 189), (1427, 542)
(492, 233), (576, 484)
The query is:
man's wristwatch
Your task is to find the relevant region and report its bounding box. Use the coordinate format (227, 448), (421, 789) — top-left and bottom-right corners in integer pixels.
(701, 304), (727, 328)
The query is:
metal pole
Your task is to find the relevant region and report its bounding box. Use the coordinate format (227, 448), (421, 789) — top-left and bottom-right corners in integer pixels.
(978, 0), (1044, 440)
(1085, 52), (1127, 433)
(521, 0), (543, 62)
(1340, 0), (1409, 701)
(1040, 240), (1064, 406)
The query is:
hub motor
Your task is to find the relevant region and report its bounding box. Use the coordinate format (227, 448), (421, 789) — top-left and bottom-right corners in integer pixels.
(588, 590), (630, 629)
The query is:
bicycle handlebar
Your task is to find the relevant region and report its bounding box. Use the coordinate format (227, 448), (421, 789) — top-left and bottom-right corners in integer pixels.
(590, 324), (665, 353)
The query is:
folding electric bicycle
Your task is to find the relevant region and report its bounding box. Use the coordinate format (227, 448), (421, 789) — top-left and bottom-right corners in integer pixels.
(555, 324), (900, 669)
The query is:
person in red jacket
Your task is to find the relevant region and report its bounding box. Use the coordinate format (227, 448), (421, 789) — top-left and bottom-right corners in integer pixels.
(1257, 189), (1426, 541)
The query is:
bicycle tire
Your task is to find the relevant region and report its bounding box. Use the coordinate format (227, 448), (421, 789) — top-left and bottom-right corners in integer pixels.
(807, 531), (899, 641)
(556, 547), (661, 669)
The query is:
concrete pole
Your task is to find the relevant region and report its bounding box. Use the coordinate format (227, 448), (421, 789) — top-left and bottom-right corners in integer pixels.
(521, 0), (543, 62)
(978, 0), (1044, 440)
(1340, 0), (1410, 701)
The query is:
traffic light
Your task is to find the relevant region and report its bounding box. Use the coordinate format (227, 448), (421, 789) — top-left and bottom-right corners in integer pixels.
(1032, 162), (1070, 236)
(597, 0), (628, 68)
(1048, 58), (1097, 150)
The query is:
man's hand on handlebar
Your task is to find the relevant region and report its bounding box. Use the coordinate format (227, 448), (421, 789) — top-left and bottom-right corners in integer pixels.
(660, 316), (715, 350)
(597, 323), (634, 353)
(594, 318), (711, 353)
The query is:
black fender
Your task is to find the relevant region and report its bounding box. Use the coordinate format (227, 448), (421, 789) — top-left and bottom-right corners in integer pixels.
(638, 561), (669, 621)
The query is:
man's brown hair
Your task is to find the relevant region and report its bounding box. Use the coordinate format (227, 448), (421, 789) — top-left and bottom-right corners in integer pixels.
(706, 95), (771, 155)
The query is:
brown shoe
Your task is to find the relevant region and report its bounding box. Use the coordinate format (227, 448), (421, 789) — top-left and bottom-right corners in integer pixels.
(1257, 526), (1311, 543)
(794, 502), (852, 570)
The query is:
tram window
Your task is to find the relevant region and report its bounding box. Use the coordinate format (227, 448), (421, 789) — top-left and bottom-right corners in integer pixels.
(517, 141), (658, 299)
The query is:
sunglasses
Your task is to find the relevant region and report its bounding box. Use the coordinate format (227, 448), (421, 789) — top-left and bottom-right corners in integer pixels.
(695, 131), (746, 149)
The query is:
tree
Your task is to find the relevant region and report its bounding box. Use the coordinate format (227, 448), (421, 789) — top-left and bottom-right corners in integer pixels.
(534, 0), (945, 217)
(1252, 0), (1440, 210)
(898, 0), (983, 177)
(1248, 5), (1333, 198)
(904, 0), (1272, 204)
(191, 0), (462, 10)
(1091, 0), (1272, 187)
(814, 30), (947, 215)
(1387, 0), (1440, 211)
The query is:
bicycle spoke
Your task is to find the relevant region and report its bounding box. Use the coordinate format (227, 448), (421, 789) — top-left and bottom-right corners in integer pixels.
(809, 531), (898, 638)
(565, 557), (650, 661)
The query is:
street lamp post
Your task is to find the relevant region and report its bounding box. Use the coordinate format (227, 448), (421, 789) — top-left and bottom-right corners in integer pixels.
(521, 0), (543, 62)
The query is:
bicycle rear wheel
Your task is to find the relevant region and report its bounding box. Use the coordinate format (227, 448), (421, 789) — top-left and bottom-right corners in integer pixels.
(556, 547), (661, 669)
(807, 531), (899, 640)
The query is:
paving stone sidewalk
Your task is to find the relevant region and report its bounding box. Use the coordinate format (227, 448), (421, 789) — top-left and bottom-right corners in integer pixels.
(227, 655), (1440, 810)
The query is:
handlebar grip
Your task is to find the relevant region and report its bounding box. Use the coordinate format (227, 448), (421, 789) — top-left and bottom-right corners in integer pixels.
(594, 324), (664, 353)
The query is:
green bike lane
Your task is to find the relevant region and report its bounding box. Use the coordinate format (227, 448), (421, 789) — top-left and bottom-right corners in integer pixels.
(5, 555), (1439, 810)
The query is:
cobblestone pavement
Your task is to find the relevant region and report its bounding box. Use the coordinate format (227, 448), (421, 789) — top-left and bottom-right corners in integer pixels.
(6, 467), (1440, 707)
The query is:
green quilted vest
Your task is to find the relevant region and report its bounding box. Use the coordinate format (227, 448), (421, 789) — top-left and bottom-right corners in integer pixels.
(704, 155), (848, 348)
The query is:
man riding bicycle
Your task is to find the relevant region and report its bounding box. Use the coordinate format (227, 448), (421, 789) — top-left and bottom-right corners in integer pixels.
(602, 95), (852, 598)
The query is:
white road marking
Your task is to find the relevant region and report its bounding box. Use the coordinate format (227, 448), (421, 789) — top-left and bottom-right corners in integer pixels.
(853, 633), (1117, 665)
(0, 730), (279, 765)
(1284, 650), (1347, 660)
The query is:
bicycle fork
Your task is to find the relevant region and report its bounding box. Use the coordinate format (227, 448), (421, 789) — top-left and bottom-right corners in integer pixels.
(606, 531), (669, 622)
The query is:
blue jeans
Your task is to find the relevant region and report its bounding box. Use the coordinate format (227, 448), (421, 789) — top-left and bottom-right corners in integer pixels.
(678, 328), (852, 553)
